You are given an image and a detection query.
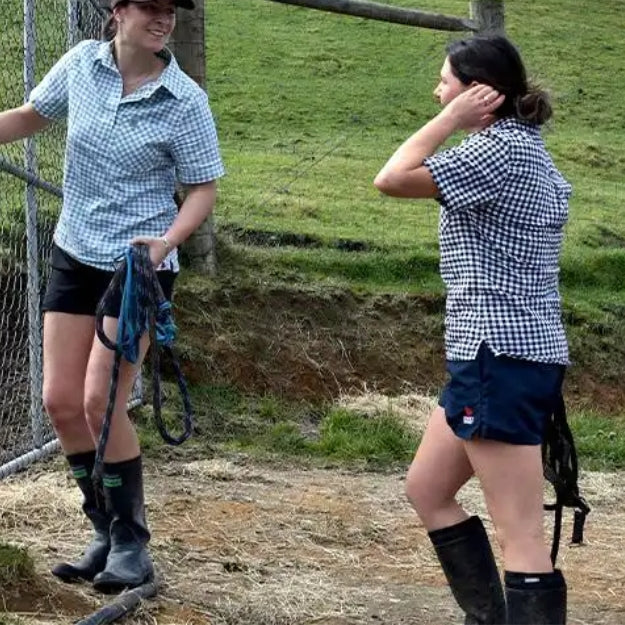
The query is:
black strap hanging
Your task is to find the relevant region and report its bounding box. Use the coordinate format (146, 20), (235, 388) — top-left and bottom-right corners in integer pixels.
(542, 394), (590, 565)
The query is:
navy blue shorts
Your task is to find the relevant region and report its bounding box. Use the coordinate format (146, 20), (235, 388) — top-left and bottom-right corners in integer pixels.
(439, 343), (565, 445)
(43, 244), (176, 317)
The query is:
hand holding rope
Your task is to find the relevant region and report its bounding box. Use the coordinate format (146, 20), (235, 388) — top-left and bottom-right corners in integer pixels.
(92, 244), (193, 486)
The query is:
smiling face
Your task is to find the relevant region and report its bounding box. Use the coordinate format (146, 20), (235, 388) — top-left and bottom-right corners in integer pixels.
(114, 0), (177, 53)
(433, 57), (468, 107)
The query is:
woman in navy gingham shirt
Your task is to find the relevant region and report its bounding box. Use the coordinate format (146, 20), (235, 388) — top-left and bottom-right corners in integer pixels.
(375, 36), (571, 624)
(0, 0), (223, 592)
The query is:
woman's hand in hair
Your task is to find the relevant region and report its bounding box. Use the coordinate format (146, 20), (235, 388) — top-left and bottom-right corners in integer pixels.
(443, 84), (505, 132)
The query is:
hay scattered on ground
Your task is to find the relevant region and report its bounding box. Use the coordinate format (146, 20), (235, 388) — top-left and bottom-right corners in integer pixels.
(337, 391), (437, 433)
(1, 426), (624, 624)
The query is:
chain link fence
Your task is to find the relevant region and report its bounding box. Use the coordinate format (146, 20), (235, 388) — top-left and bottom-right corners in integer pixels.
(0, 0), (142, 478)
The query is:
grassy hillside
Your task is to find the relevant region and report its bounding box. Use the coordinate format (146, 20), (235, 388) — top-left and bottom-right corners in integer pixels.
(206, 0), (625, 293)
(1, 0), (623, 303)
(194, 0), (625, 416)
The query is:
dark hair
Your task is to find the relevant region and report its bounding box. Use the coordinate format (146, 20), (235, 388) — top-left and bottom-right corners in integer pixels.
(446, 35), (552, 125)
(102, 1), (130, 41)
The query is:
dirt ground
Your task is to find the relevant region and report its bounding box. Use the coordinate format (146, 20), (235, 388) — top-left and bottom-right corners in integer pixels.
(1, 447), (624, 625)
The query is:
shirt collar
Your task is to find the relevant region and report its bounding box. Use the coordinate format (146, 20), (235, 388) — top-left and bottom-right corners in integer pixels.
(95, 41), (186, 100)
(490, 116), (540, 134)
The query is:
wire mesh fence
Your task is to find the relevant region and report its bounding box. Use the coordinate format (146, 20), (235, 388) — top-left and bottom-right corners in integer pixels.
(0, 0), (65, 475)
(0, 0), (142, 478)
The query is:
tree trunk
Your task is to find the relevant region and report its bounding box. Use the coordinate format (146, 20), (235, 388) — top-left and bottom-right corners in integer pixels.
(172, 3), (217, 274)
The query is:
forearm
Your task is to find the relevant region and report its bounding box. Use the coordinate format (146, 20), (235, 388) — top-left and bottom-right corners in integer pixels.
(376, 111), (458, 181)
(0, 104), (50, 144)
(162, 181), (217, 248)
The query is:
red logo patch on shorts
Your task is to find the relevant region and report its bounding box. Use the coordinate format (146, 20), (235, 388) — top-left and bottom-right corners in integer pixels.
(463, 406), (475, 425)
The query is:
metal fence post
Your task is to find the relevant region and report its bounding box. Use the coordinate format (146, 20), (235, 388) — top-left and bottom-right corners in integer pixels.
(24, 0), (44, 448)
(68, 0), (80, 46)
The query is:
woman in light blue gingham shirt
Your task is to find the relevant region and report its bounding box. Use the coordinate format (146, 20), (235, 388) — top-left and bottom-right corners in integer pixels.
(0, 0), (222, 592)
(375, 36), (572, 624)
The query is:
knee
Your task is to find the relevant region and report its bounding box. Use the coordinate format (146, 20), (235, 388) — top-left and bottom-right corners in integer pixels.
(83, 390), (109, 431)
(43, 385), (83, 429)
(405, 466), (437, 517)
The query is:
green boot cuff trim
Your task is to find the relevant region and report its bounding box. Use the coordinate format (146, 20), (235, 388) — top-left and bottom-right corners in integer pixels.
(103, 475), (123, 488)
(72, 466), (88, 479)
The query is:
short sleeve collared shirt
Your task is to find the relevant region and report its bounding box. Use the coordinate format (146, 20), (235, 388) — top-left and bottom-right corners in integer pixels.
(424, 117), (572, 365)
(29, 40), (225, 271)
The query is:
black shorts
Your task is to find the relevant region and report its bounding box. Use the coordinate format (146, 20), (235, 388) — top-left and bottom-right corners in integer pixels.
(42, 244), (176, 317)
(439, 343), (566, 445)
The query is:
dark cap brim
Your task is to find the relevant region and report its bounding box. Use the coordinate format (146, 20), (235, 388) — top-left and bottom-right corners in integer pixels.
(109, 0), (196, 9)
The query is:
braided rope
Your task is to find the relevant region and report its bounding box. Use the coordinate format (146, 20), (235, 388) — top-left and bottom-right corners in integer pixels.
(74, 580), (159, 625)
(92, 244), (193, 485)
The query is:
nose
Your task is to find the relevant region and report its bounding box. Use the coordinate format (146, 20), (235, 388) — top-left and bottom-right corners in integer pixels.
(154, 6), (174, 21)
(154, 12), (172, 28)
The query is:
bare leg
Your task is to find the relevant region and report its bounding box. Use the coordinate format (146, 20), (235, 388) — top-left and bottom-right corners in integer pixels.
(44, 312), (111, 583)
(405, 406), (474, 529)
(85, 316), (154, 592)
(464, 439), (552, 572)
(83, 316), (149, 462)
(408, 407), (506, 623)
(43, 312), (95, 453)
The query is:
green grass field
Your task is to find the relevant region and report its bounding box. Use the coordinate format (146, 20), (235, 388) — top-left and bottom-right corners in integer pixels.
(199, 0), (625, 464)
(3, 0), (623, 301)
(140, 380), (625, 471)
(206, 0), (625, 301)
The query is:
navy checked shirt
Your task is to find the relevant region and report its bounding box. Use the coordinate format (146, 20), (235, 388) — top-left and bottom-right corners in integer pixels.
(424, 117), (571, 365)
(29, 40), (225, 272)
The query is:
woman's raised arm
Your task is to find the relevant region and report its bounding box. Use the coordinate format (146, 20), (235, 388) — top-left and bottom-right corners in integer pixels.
(0, 103), (51, 145)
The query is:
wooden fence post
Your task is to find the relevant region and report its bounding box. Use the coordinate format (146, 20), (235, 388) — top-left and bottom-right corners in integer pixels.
(469, 0), (505, 34)
(173, 3), (217, 275)
(265, 0), (475, 31)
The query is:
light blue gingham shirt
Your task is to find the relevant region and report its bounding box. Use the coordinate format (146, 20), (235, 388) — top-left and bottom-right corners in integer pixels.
(424, 118), (572, 365)
(29, 39), (225, 272)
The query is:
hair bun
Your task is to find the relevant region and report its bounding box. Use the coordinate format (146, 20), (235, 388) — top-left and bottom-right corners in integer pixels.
(515, 85), (552, 125)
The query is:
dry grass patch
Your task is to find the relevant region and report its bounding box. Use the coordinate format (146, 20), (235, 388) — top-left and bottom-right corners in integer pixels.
(0, 455), (623, 624)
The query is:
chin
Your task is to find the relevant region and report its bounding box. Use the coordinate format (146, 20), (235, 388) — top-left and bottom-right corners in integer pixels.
(145, 40), (167, 53)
